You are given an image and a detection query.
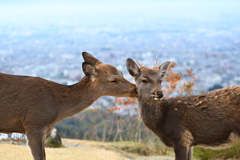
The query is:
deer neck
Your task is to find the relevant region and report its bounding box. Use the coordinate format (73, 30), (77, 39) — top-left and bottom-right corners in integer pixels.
(57, 76), (102, 121)
(138, 98), (166, 131)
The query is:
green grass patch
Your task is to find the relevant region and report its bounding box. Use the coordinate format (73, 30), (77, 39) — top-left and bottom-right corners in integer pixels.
(194, 144), (240, 160)
(44, 136), (62, 148)
(144, 136), (172, 155)
(97, 140), (174, 157)
(99, 141), (157, 156)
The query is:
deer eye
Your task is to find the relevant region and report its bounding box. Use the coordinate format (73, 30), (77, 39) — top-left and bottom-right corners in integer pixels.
(141, 80), (147, 83)
(111, 80), (118, 83)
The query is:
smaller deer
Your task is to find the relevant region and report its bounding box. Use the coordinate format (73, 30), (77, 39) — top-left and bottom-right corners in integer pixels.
(0, 52), (137, 160)
(126, 58), (240, 160)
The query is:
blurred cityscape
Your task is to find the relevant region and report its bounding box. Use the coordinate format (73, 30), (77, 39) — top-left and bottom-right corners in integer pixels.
(0, 1), (240, 108)
(1, 18), (240, 88)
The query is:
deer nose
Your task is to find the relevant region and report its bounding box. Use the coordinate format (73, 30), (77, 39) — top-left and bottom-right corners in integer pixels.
(157, 91), (164, 98)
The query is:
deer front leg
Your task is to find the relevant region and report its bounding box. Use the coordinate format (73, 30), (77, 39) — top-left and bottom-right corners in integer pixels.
(26, 129), (46, 160)
(173, 130), (193, 160)
(174, 144), (189, 160)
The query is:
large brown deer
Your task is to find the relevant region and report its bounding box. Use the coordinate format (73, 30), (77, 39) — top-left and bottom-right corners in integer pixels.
(0, 52), (137, 160)
(126, 58), (240, 160)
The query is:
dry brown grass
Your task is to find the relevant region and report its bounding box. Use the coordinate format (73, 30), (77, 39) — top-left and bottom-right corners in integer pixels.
(0, 141), (123, 160)
(0, 139), (174, 160)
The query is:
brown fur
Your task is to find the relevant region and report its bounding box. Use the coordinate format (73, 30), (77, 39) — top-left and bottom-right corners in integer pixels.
(0, 52), (137, 160)
(126, 58), (240, 160)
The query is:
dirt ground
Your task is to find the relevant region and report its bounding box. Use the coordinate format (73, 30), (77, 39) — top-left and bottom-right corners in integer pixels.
(0, 139), (174, 160)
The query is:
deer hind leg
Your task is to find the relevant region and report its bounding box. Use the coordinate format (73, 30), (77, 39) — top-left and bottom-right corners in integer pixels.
(26, 129), (46, 160)
(187, 147), (192, 160)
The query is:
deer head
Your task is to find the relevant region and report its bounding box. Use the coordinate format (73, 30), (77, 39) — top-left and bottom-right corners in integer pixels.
(126, 58), (170, 101)
(82, 52), (137, 98)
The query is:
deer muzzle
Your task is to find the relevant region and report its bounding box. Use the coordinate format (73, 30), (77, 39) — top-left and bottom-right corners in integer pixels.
(152, 91), (164, 101)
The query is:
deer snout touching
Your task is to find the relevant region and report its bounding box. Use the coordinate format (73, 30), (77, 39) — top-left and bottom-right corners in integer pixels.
(130, 88), (138, 98)
(129, 85), (138, 98)
(152, 91), (164, 101)
(134, 88), (138, 94)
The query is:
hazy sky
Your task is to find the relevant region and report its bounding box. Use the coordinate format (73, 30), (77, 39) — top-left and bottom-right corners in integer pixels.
(0, 0), (240, 21)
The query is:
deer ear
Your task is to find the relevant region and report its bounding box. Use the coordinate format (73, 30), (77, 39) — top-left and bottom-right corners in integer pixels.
(82, 62), (99, 81)
(82, 52), (102, 65)
(126, 58), (140, 77)
(159, 61), (171, 78)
